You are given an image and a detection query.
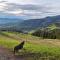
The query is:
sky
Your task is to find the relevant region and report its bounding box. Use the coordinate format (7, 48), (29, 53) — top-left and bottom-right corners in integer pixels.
(0, 0), (60, 19)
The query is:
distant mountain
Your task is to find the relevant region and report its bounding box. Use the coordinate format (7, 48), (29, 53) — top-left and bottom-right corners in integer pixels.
(16, 15), (60, 32)
(0, 15), (60, 32)
(0, 18), (24, 31)
(0, 18), (23, 24)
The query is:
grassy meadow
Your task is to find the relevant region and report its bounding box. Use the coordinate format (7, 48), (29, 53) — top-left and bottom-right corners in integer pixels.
(0, 31), (60, 60)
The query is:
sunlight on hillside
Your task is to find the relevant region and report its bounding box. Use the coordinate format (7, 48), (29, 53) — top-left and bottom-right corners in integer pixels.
(48, 24), (57, 30)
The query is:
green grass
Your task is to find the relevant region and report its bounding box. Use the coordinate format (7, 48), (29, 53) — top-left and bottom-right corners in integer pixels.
(0, 31), (60, 60)
(0, 36), (19, 49)
(25, 43), (60, 55)
(2, 31), (41, 40)
(0, 38), (60, 56)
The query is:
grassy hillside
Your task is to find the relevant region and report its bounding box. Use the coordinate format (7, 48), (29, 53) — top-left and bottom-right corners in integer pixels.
(0, 31), (60, 60)
(32, 23), (60, 39)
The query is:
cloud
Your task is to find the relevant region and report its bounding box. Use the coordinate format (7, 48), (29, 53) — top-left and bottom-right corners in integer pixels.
(0, 0), (60, 19)
(4, 0), (36, 4)
(5, 9), (24, 16)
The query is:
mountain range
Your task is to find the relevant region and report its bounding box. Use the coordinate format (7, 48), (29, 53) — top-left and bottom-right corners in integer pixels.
(0, 15), (60, 32)
(16, 15), (60, 32)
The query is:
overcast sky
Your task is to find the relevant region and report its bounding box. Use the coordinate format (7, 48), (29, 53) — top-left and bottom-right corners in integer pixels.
(0, 0), (60, 19)
(3, 0), (60, 4)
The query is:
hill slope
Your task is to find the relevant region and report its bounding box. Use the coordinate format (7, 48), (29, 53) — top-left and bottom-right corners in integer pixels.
(16, 15), (60, 32)
(0, 15), (60, 32)
(32, 22), (60, 39)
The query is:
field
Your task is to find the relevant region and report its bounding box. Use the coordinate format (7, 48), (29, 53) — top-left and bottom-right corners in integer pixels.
(0, 31), (60, 60)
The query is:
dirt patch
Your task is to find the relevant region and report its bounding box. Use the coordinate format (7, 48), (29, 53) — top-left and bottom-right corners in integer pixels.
(0, 47), (24, 60)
